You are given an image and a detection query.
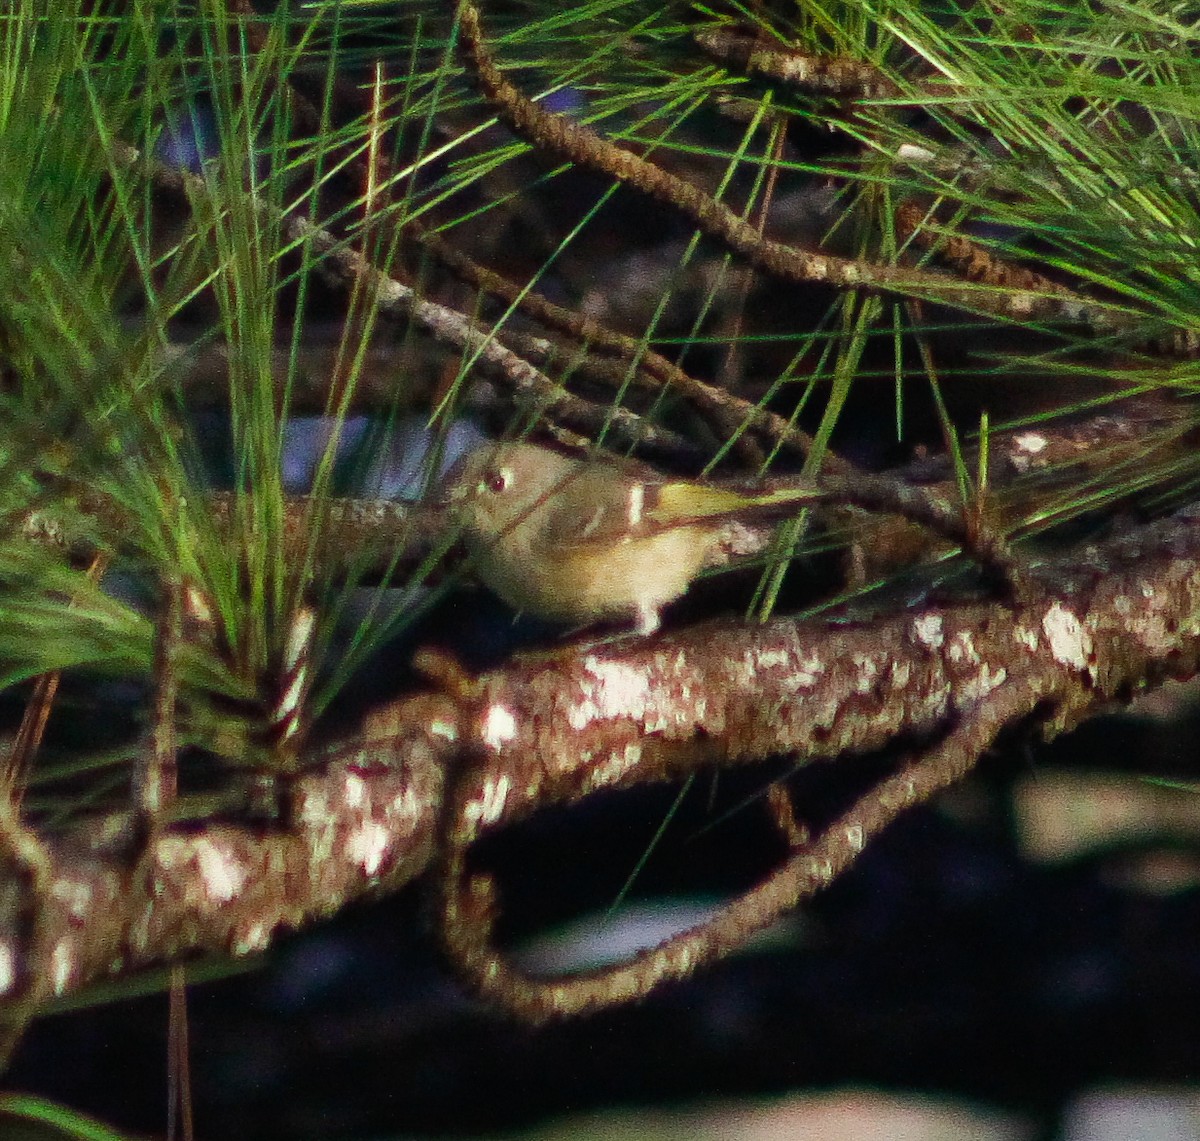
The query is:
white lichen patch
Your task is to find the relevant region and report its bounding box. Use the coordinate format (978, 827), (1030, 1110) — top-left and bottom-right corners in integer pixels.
(430, 718), (458, 742)
(1013, 624), (1040, 651)
(50, 877), (93, 920)
(480, 704), (517, 749)
(768, 51), (816, 83)
(853, 654), (880, 694)
(390, 784), (420, 821)
(51, 938), (73, 997)
(130, 901), (154, 953)
(0, 941), (15, 996)
(961, 665), (1008, 704)
(346, 820), (391, 877)
(807, 856), (835, 885)
(297, 787), (329, 828)
(734, 646), (822, 695)
(300, 795), (339, 867)
(232, 921), (271, 957)
(676, 683), (707, 722)
(465, 773), (512, 831)
(1009, 432), (1048, 475)
(949, 631), (980, 666)
(791, 654), (825, 689)
(889, 660), (912, 689)
(1013, 432), (1047, 453)
(753, 648), (794, 671)
(912, 614), (944, 649)
(343, 772), (367, 809)
(1130, 608), (1176, 655)
(192, 837), (248, 904)
(880, 777), (918, 810)
(587, 741), (644, 788)
(914, 683), (954, 722)
(896, 142), (937, 163)
(845, 825), (865, 852)
(1042, 601), (1091, 671)
(569, 658), (653, 730)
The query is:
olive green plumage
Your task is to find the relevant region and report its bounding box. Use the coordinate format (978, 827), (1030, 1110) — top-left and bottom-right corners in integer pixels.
(445, 442), (819, 634)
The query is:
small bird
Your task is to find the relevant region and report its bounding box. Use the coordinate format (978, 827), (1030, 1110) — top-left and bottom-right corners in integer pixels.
(444, 441), (820, 634)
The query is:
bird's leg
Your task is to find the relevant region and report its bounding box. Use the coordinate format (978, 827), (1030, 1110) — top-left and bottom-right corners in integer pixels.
(633, 604), (661, 637)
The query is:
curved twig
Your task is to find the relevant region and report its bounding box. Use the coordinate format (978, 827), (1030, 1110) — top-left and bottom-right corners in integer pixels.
(435, 677), (1044, 1020)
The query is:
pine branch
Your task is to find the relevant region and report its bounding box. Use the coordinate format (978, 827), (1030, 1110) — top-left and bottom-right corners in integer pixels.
(1, 502), (1198, 1015)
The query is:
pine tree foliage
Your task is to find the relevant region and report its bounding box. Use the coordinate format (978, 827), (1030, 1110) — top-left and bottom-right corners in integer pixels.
(1, 0), (1199, 1102)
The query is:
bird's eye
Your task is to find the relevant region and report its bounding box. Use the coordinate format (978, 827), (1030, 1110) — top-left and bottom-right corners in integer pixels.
(481, 466), (511, 495)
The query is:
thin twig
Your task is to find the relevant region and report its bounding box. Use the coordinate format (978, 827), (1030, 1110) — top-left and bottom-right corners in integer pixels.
(455, 0), (1137, 333)
(289, 215), (694, 456)
(436, 678), (1040, 1020)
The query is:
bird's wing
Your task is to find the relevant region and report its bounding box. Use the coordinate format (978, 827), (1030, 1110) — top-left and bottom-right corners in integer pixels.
(539, 486), (660, 549)
(541, 479), (819, 550)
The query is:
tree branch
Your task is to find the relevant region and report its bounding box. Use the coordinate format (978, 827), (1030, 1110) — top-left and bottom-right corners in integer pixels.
(1, 500), (1197, 1015)
(430, 504), (1200, 1015)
